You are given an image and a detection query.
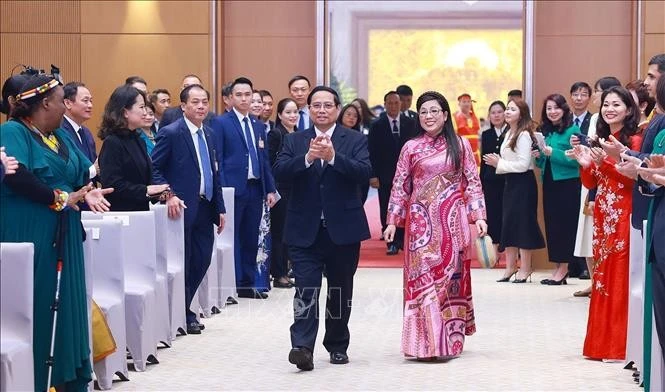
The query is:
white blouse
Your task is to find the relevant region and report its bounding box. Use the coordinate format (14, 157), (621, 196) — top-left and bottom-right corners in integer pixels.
(496, 130), (534, 174)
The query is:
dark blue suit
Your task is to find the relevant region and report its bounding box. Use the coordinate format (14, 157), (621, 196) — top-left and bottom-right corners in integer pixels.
(211, 110), (276, 293)
(273, 125), (371, 354)
(61, 118), (97, 164)
(151, 117), (226, 324)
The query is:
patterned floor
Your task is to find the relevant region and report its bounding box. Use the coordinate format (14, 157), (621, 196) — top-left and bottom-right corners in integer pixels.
(112, 268), (639, 391)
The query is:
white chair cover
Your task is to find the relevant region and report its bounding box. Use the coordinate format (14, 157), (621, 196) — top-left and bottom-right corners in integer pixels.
(81, 219), (129, 389)
(0, 242), (34, 392)
(150, 204), (186, 339)
(82, 230), (94, 391)
(626, 217), (645, 371)
(216, 187), (237, 305)
(83, 212), (159, 372)
(197, 246), (220, 318)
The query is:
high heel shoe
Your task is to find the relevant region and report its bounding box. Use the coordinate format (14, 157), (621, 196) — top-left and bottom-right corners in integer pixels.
(513, 272), (533, 283)
(546, 274), (568, 285)
(496, 269), (518, 282)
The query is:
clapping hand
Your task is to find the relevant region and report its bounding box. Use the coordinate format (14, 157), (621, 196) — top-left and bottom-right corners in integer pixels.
(482, 153), (500, 167)
(589, 147), (607, 165)
(599, 135), (627, 162)
(616, 153), (643, 180)
(306, 135), (335, 163)
(637, 154), (665, 183)
(572, 145), (593, 168)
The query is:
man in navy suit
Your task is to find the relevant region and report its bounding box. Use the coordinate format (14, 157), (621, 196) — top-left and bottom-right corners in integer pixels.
(62, 82), (97, 165)
(151, 84), (226, 335)
(211, 77), (277, 299)
(274, 86), (371, 371)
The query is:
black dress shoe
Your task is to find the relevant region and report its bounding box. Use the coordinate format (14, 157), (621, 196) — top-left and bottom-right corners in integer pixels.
(330, 351), (349, 364)
(186, 322), (201, 335)
(288, 347), (314, 371)
(238, 289), (268, 299)
(226, 296), (238, 305)
(386, 244), (399, 255)
(273, 279), (294, 288)
(198, 322), (205, 330)
(579, 270), (591, 280)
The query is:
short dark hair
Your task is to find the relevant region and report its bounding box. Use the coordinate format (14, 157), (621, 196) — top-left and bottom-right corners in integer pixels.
(396, 85), (413, 96)
(125, 76), (147, 86)
(648, 54), (665, 74)
(1, 74), (30, 115)
(508, 89), (522, 97)
(307, 85), (340, 106)
(594, 76), (621, 91)
(656, 74), (665, 113)
(222, 82), (233, 97)
(569, 82), (591, 96)
(63, 81), (86, 101)
(625, 79), (656, 118)
(231, 77), (253, 91)
(180, 84), (210, 103)
(149, 88), (170, 104)
(383, 90), (399, 102)
(258, 89), (272, 99)
(288, 75), (310, 89)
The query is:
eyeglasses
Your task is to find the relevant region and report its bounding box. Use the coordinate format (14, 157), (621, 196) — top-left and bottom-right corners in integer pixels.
(418, 108), (443, 117)
(310, 102), (336, 110)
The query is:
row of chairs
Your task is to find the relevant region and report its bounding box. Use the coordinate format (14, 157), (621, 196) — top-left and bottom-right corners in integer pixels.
(0, 188), (236, 391)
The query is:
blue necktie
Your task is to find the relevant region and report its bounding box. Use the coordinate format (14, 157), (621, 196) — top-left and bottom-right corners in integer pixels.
(196, 129), (213, 200)
(298, 110), (305, 132)
(242, 117), (260, 178)
(574, 118), (580, 127)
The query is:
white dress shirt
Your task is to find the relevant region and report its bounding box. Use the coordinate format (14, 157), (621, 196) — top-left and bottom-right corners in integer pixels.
(305, 124), (336, 167)
(184, 116), (212, 196)
(233, 108), (259, 179)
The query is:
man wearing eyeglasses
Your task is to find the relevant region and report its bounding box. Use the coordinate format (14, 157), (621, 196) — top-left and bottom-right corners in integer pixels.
(570, 82), (593, 136)
(274, 86), (371, 371)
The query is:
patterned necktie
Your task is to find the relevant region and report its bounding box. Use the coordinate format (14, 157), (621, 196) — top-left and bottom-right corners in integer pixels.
(298, 110), (305, 132)
(243, 117), (260, 178)
(196, 129), (213, 200)
(392, 119), (400, 145)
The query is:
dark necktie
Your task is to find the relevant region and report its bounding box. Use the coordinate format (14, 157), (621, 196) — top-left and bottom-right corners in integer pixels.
(574, 118), (580, 127)
(392, 119), (400, 144)
(243, 117), (260, 178)
(298, 110), (305, 132)
(196, 129), (214, 200)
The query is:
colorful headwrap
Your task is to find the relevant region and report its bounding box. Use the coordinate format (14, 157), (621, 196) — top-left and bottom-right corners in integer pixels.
(16, 78), (59, 101)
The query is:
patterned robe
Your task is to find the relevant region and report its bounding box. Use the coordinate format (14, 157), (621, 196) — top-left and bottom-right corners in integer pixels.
(580, 134), (642, 360)
(387, 133), (486, 358)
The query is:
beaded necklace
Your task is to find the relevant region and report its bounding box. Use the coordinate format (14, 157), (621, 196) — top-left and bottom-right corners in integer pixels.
(23, 118), (59, 153)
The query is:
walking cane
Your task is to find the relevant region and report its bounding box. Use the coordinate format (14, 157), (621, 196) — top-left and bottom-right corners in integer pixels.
(45, 211), (67, 392)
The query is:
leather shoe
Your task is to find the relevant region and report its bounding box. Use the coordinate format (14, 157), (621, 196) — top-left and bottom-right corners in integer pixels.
(579, 270), (591, 280)
(288, 347), (314, 371)
(273, 278), (294, 289)
(386, 243), (399, 255)
(330, 351), (349, 364)
(186, 322), (201, 335)
(237, 289), (268, 299)
(198, 322), (205, 330)
(226, 296), (238, 305)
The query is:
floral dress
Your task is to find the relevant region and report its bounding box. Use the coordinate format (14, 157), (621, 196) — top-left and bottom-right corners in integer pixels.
(387, 134), (486, 358)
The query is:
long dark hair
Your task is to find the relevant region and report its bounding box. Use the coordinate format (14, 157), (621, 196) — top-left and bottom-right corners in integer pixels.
(274, 97), (297, 130)
(539, 93), (573, 135)
(596, 86), (639, 147)
(99, 85), (146, 140)
(337, 104), (361, 131)
(507, 99), (538, 151)
(351, 98), (376, 128)
(415, 91), (461, 171)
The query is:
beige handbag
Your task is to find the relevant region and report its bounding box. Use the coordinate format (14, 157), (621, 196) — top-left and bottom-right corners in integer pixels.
(475, 235), (497, 268)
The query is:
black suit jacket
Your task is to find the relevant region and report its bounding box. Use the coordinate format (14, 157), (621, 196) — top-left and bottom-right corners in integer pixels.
(480, 125), (507, 182)
(579, 112), (593, 135)
(61, 118), (97, 163)
(273, 126), (371, 247)
(99, 130), (152, 211)
(161, 106), (216, 129)
(367, 113), (416, 186)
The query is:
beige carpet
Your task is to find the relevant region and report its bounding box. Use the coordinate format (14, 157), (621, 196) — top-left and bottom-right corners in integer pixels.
(112, 268), (639, 391)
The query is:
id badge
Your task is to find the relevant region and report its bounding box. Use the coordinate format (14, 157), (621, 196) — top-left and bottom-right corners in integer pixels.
(258, 138), (265, 149)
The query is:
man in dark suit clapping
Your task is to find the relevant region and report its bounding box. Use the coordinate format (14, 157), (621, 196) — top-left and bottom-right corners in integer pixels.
(151, 84), (226, 335)
(211, 77), (277, 299)
(274, 86), (371, 371)
(368, 91), (416, 255)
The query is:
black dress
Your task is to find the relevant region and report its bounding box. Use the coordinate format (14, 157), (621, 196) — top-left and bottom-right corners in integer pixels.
(480, 126), (506, 244)
(267, 124), (293, 279)
(542, 160), (581, 263)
